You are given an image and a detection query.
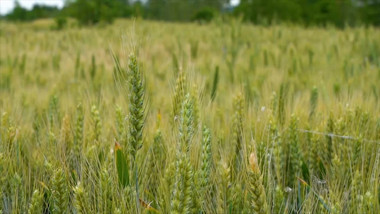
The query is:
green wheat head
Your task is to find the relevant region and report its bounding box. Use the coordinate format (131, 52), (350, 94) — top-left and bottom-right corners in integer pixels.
(287, 115), (301, 187)
(74, 103), (84, 157)
(170, 154), (193, 214)
(173, 71), (187, 121)
(231, 92), (244, 177)
(90, 105), (102, 143)
(73, 182), (90, 214)
(127, 53), (145, 162)
(51, 168), (69, 214)
(179, 93), (194, 152)
(28, 190), (43, 214)
(248, 152), (269, 214)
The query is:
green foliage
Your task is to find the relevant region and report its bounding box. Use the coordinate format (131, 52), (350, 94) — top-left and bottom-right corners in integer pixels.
(360, 1), (380, 26)
(210, 66), (219, 101)
(4, 0), (380, 27)
(147, 0), (222, 22)
(67, 0), (128, 25)
(54, 16), (67, 30)
(192, 8), (216, 23)
(6, 2), (60, 21)
(115, 143), (130, 188)
(90, 55), (96, 80)
(309, 87), (318, 120)
(236, 0), (380, 27)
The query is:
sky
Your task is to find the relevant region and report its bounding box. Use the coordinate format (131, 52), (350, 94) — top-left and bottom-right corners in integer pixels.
(0, 0), (240, 15)
(0, 0), (65, 15)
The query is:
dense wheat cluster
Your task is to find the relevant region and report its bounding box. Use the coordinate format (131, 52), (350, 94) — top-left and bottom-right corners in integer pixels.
(0, 19), (379, 213)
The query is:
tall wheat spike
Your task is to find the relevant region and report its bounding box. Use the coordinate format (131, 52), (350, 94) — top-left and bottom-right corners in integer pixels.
(179, 93), (194, 152)
(173, 71), (187, 121)
(127, 53), (146, 212)
(310, 134), (321, 176)
(325, 113), (335, 168)
(127, 53), (145, 163)
(90, 105), (102, 143)
(28, 190), (43, 214)
(277, 83), (286, 127)
(248, 152), (269, 214)
(269, 118), (283, 185)
(350, 170), (363, 213)
(73, 182), (90, 214)
(74, 104), (84, 157)
(159, 161), (176, 213)
(231, 93), (244, 177)
(100, 168), (113, 213)
(170, 154), (193, 214)
(0, 158), (4, 214)
(199, 126), (212, 211)
(217, 162), (231, 214)
(190, 85), (200, 132)
(273, 185), (285, 213)
(60, 114), (71, 160)
(51, 168), (69, 214)
(146, 118), (165, 196)
(115, 106), (125, 142)
(287, 115), (301, 187)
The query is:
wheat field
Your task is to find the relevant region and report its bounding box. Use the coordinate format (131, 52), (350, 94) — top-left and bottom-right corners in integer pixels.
(0, 19), (379, 213)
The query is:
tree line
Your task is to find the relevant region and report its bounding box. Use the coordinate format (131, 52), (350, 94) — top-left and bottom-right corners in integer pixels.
(3, 0), (380, 27)
(237, 0), (380, 27)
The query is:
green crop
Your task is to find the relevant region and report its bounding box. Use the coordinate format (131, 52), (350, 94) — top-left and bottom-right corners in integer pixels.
(0, 18), (379, 213)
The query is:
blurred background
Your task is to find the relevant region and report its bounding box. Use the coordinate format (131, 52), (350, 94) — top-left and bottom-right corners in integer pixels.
(0, 1), (380, 214)
(1, 0), (379, 27)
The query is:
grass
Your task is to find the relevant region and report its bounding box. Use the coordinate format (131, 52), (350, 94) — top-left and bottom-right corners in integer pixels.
(0, 18), (379, 213)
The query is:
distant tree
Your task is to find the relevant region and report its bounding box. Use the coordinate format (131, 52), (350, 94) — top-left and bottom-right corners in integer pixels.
(6, 1), (28, 21)
(146, 0), (165, 20)
(359, 0), (380, 26)
(28, 5), (60, 20)
(54, 16), (67, 30)
(66, 0), (131, 25)
(236, 0), (360, 27)
(146, 0), (224, 22)
(192, 7), (216, 23)
(4, 0), (380, 27)
(6, 1), (60, 21)
(131, 1), (144, 18)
